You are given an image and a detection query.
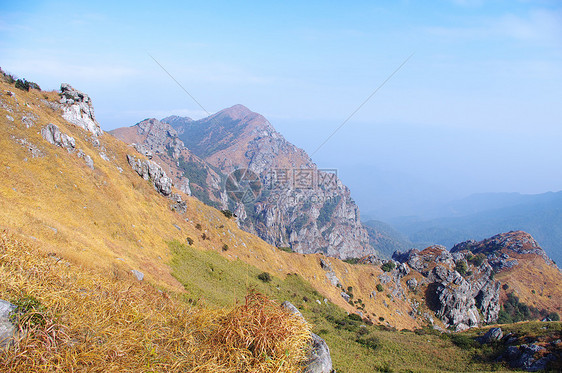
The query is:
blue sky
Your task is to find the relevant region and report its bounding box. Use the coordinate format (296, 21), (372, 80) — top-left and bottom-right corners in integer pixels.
(2, 0), (561, 217)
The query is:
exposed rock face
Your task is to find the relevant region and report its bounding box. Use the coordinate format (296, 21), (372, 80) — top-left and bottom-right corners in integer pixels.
(0, 299), (17, 348)
(110, 118), (226, 206)
(127, 154), (172, 196)
(394, 245), (501, 330)
(59, 83), (102, 136)
(41, 123), (76, 150)
(281, 301), (332, 373)
(41, 123), (95, 169)
(451, 231), (556, 270)
(161, 105), (374, 259)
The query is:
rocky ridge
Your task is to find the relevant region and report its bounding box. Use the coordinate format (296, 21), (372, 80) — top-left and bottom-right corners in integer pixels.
(158, 105), (374, 259)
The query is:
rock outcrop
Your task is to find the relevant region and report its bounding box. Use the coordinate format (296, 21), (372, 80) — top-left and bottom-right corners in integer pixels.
(394, 245), (501, 330)
(127, 154), (172, 196)
(41, 123), (94, 169)
(59, 84), (102, 136)
(281, 301), (332, 373)
(451, 231), (557, 270)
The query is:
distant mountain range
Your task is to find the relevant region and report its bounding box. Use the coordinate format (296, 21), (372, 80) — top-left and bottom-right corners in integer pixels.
(390, 191), (562, 265)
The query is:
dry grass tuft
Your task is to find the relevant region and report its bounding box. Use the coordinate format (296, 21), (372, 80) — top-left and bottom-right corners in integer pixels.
(0, 230), (311, 372)
(199, 291), (312, 372)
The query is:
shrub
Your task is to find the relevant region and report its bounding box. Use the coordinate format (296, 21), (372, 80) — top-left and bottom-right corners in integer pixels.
(195, 223), (202, 230)
(547, 312), (560, 321)
(455, 260), (468, 276)
(15, 79), (30, 91)
(277, 246), (292, 253)
(257, 272), (272, 283)
(222, 244), (229, 251)
(348, 313), (362, 322)
(381, 261), (396, 272)
(201, 233), (208, 240)
(378, 316), (385, 322)
(186, 236), (194, 245)
(376, 284), (384, 292)
(221, 209), (235, 218)
(449, 334), (476, 349)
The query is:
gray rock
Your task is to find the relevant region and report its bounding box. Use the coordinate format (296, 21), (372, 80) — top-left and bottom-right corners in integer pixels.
(304, 333), (333, 373)
(59, 83), (102, 136)
(131, 270), (144, 281)
(281, 302), (332, 373)
(340, 292), (350, 302)
(478, 327), (503, 343)
(0, 299), (17, 348)
(41, 123), (76, 150)
(406, 278), (418, 291)
(127, 154), (173, 196)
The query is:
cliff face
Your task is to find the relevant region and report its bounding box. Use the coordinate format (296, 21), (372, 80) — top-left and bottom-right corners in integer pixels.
(110, 118), (227, 207)
(159, 105), (374, 259)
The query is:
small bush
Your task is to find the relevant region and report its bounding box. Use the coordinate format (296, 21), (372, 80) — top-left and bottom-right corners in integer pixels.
(381, 262), (396, 272)
(15, 79), (30, 91)
(221, 209), (235, 218)
(449, 334), (476, 349)
(257, 272), (272, 283)
(376, 284), (384, 292)
(356, 336), (379, 350)
(222, 244), (228, 251)
(547, 312), (560, 321)
(195, 223), (202, 230)
(378, 316), (385, 322)
(186, 236), (194, 245)
(455, 260), (468, 276)
(348, 313), (362, 322)
(277, 246), (292, 253)
(201, 233), (208, 240)
(11, 295), (47, 327)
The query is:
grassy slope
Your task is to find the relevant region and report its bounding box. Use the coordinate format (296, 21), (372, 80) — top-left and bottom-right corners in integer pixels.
(0, 78), (559, 372)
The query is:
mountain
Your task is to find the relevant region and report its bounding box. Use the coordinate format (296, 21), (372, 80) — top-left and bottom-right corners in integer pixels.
(392, 191), (562, 265)
(115, 105), (374, 259)
(2, 71), (561, 372)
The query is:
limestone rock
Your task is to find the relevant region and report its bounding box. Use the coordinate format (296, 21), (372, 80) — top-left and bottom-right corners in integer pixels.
(59, 83), (102, 136)
(41, 123), (76, 150)
(0, 299), (17, 348)
(478, 327), (503, 343)
(127, 154), (172, 196)
(131, 270), (144, 281)
(281, 301), (332, 373)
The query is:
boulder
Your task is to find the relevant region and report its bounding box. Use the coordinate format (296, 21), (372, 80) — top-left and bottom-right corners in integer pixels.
(131, 270), (144, 281)
(478, 327), (503, 343)
(0, 299), (17, 348)
(281, 301), (332, 373)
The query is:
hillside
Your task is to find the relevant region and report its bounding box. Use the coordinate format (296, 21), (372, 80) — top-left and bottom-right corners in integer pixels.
(392, 191), (562, 265)
(1, 72), (561, 372)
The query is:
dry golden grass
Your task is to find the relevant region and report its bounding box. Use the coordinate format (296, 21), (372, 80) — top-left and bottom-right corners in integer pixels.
(0, 230), (311, 372)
